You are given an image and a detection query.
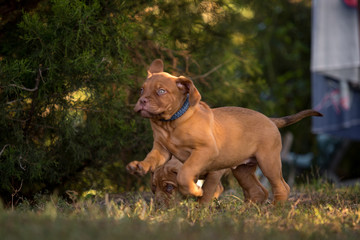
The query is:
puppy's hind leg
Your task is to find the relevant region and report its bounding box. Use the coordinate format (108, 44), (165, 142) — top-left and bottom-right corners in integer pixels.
(232, 162), (268, 203)
(198, 171), (224, 204)
(256, 152), (290, 203)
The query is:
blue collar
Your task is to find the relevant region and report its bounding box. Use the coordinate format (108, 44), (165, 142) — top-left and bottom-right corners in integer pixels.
(161, 94), (189, 121)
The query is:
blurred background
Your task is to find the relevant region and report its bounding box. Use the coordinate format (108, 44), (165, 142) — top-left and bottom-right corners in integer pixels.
(0, 0), (359, 205)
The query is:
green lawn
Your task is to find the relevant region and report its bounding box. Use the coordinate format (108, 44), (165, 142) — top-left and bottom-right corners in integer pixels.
(1, 182), (360, 240)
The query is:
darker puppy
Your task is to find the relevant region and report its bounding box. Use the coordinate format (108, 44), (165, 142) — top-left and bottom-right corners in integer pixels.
(127, 59), (322, 203)
(151, 156), (229, 207)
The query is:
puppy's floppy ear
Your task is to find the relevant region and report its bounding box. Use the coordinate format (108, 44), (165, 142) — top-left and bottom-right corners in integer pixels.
(164, 158), (183, 175)
(147, 59), (164, 77)
(169, 166), (178, 175)
(176, 76), (201, 106)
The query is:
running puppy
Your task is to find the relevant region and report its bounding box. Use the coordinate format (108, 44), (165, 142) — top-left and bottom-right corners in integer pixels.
(127, 59), (322, 203)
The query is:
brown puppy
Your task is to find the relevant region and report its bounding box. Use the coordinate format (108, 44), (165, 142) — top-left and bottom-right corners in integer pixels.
(127, 59), (322, 203)
(151, 156), (229, 207)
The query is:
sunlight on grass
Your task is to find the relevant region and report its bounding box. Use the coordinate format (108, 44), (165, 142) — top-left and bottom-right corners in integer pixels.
(1, 184), (360, 239)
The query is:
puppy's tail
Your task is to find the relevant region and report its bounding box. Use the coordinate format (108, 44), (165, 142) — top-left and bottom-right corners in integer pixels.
(270, 109), (323, 128)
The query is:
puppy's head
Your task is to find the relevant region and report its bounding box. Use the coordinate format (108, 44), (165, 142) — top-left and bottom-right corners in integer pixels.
(134, 59), (201, 120)
(150, 157), (183, 208)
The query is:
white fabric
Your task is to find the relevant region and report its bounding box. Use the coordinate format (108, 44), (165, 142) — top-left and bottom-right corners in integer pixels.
(311, 0), (360, 84)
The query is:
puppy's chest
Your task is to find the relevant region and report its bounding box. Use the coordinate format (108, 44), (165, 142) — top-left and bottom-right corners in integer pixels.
(159, 133), (191, 162)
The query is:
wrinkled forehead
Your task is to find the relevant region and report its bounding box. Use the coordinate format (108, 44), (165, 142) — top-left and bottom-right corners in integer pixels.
(152, 165), (178, 186)
(147, 72), (177, 80)
(152, 166), (165, 184)
(144, 73), (177, 87)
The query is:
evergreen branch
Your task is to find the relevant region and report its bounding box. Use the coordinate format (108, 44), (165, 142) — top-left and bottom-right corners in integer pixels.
(11, 180), (23, 211)
(6, 117), (58, 130)
(191, 61), (226, 80)
(70, 107), (103, 112)
(18, 156), (26, 171)
(6, 98), (26, 105)
(9, 68), (41, 92)
(6, 117), (28, 123)
(23, 68), (43, 138)
(0, 144), (9, 157)
(9, 83), (39, 92)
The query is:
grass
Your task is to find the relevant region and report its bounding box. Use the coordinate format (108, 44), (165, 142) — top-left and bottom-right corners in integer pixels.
(1, 181), (360, 240)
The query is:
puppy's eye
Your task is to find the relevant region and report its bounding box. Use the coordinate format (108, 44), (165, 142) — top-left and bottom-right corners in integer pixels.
(165, 183), (175, 194)
(157, 89), (166, 95)
(140, 88), (144, 95)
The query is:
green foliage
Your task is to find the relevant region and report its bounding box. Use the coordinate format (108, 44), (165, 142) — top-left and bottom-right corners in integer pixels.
(0, 0), (143, 199)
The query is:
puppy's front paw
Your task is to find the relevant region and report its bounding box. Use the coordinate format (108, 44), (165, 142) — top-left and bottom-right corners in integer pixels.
(179, 182), (203, 197)
(191, 184), (204, 197)
(126, 161), (150, 176)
